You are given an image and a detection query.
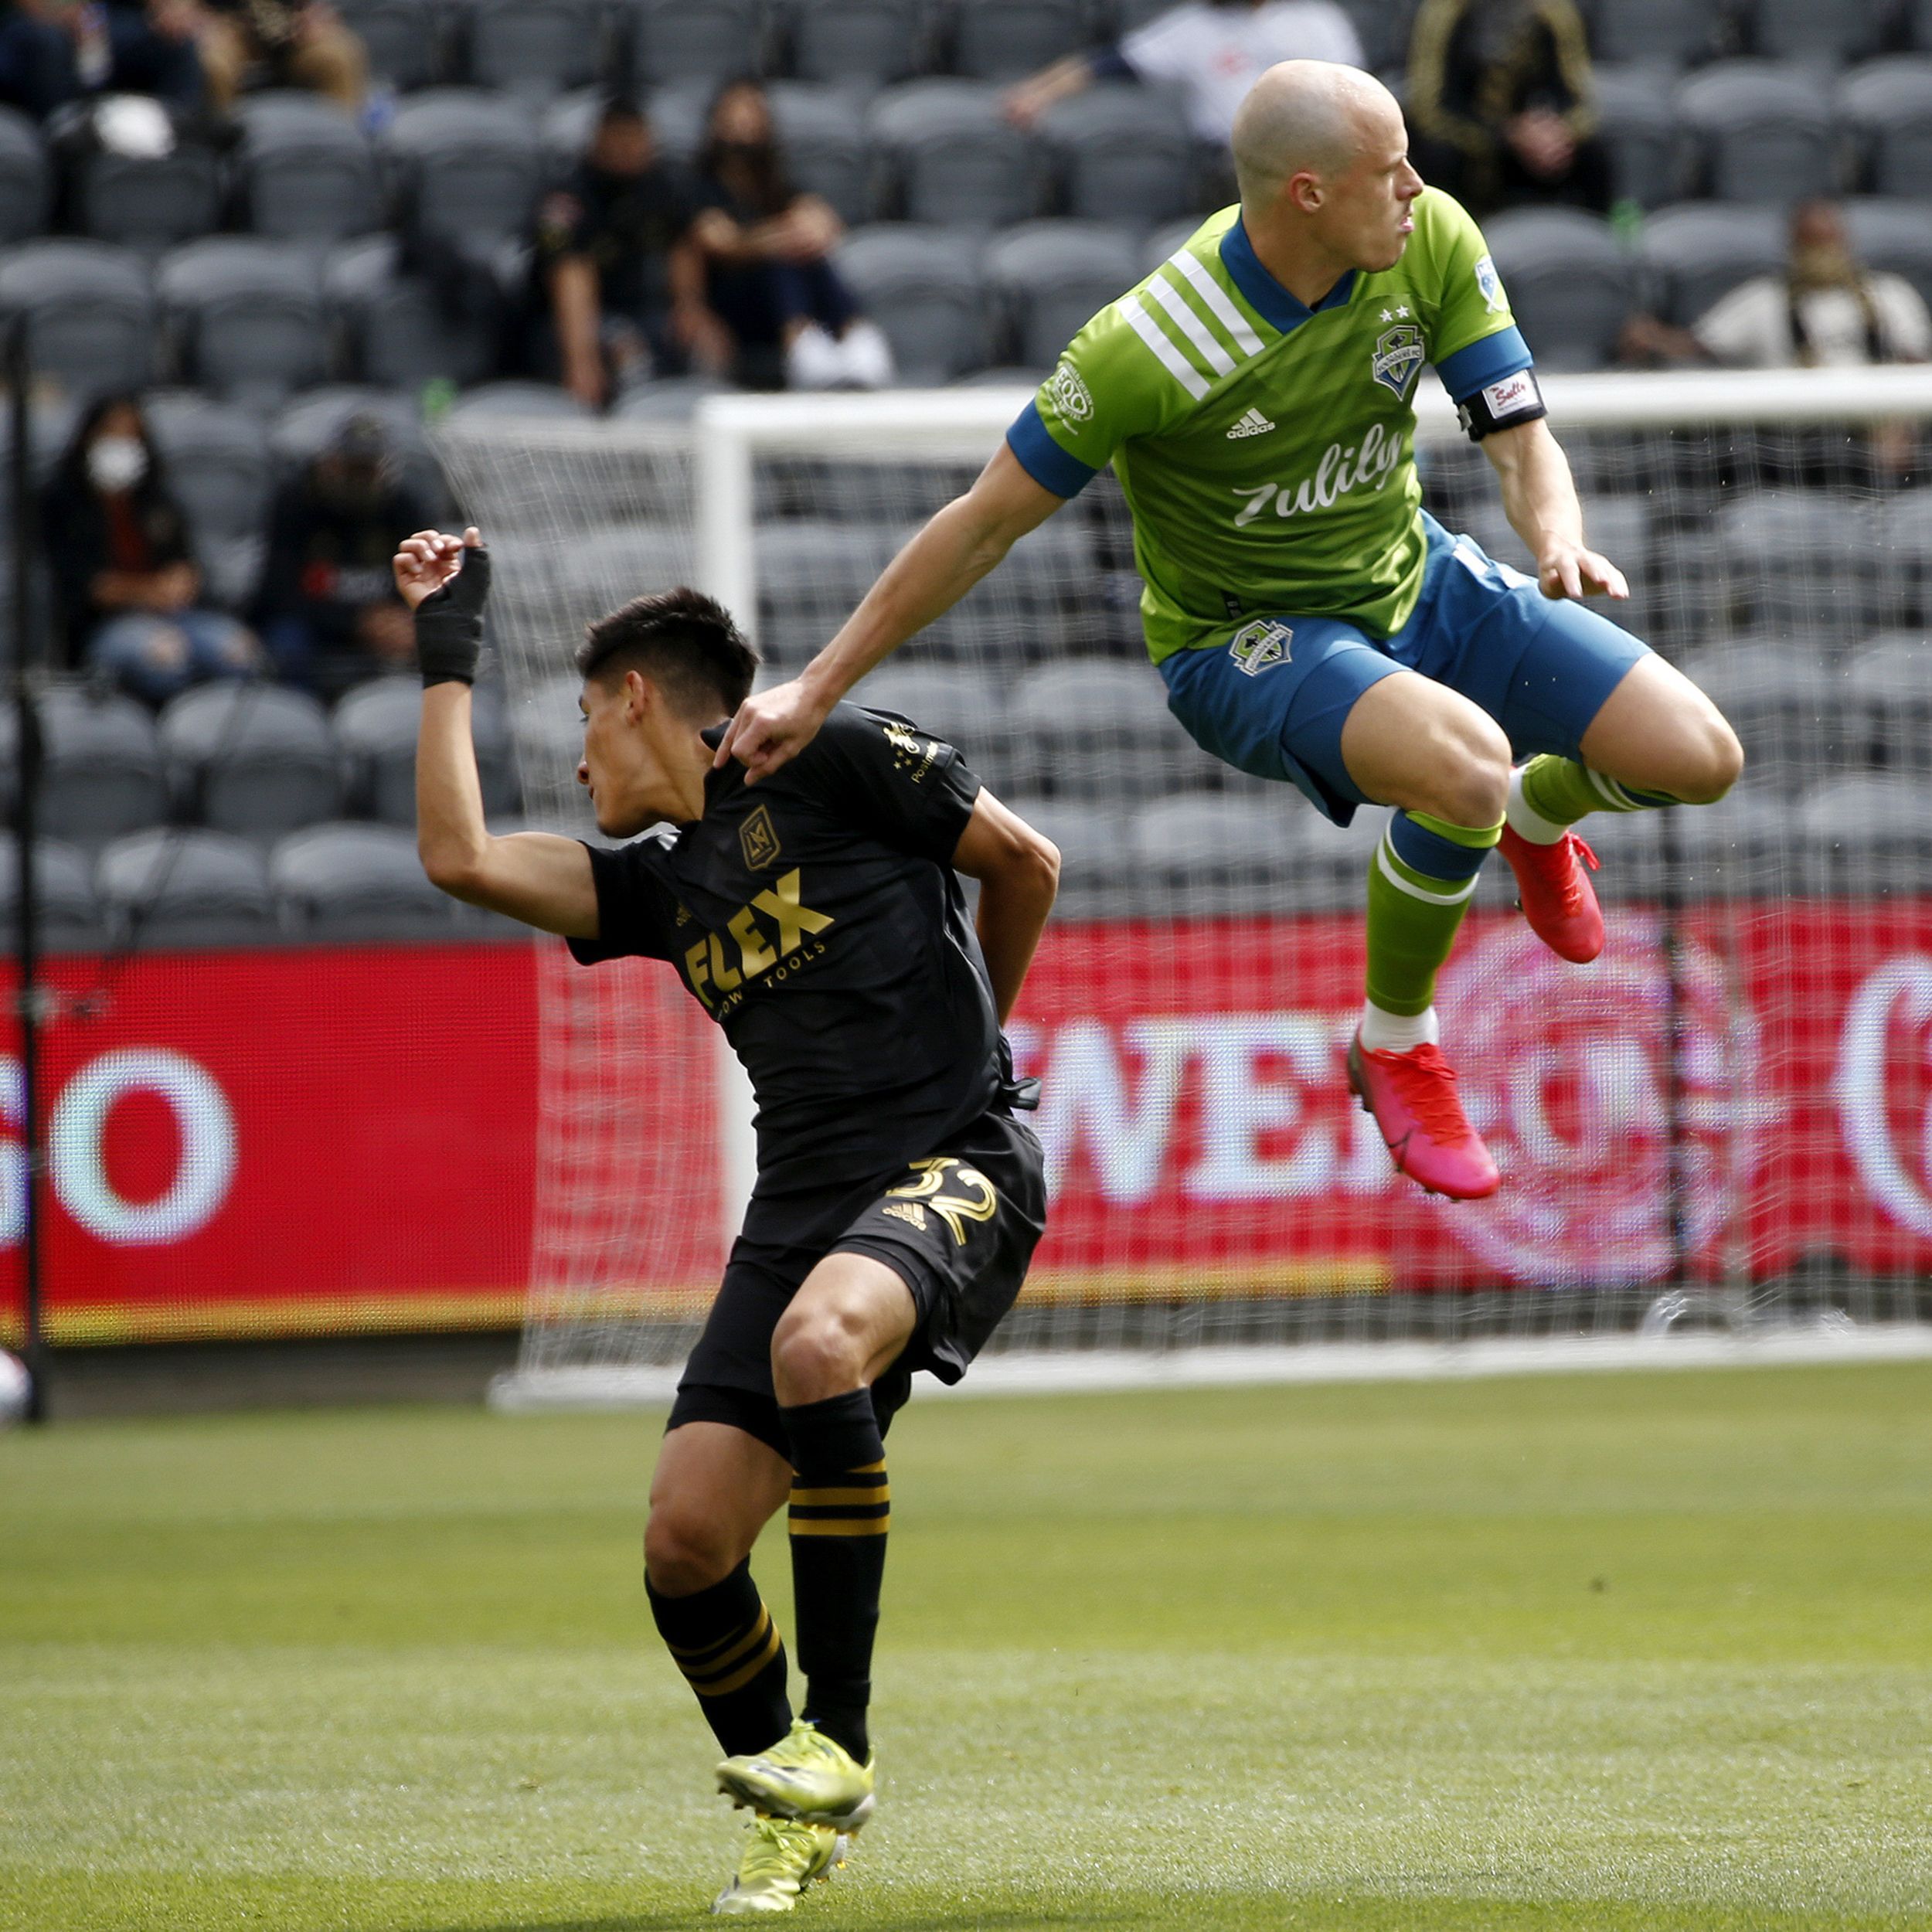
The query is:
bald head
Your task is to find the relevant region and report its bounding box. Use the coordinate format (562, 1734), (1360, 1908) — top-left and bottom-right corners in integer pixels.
(1233, 61), (1403, 210)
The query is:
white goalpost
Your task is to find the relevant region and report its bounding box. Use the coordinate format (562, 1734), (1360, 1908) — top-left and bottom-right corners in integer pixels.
(437, 367), (1932, 1412)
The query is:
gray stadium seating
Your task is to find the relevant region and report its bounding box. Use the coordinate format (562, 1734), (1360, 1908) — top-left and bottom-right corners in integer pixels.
(1591, 65), (1682, 211)
(235, 92), (381, 243)
(270, 386), (447, 520)
(1131, 791), (1318, 912)
(1716, 494), (1902, 643)
(624, 0), (763, 85)
(270, 822), (457, 940)
(96, 829), (277, 947)
(0, 108), (49, 247)
(66, 130), (223, 253)
(1142, 217), (1206, 275)
(1843, 631), (1932, 770)
(509, 671), (590, 791)
(923, 512), (1102, 657)
(1840, 62), (1932, 202)
(835, 225), (988, 380)
(1638, 202), (1785, 325)
(325, 236), (500, 389)
(335, 675), (519, 823)
(1011, 658), (1199, 799)
(949, 0), (1087, 83)
(1038, 84), (1196, 226)
(335, 0), (440, 90)
(852, 662), (1014, 779)
(1588, 0), (1719, 68)
(766, 83), (876, 226)
(1672, 641), (1852, 778)
(461, 0), (607, 95)
(157, 683), (343, 840)
(0, 838), (104, 951)
(0, 241), (155, 398)
(1843, 197), (1932, 308)
(1677, 63), (1838, 206)
(1794, 774), (1932, 895)
(613, 375), (734, 419)
(1481, 209), (1634, 371)
(142, 393), (274, 611)
(383, 90), (543, 251)
(754, 519), (899, 666)
(1750, 0), (1885, 65)
(985, 220), (1141, 372)
(37, 690), (168, 848)
(787, 0), (927, 87)
(156, 240), (330, 408)
(995, 793), (1131, 913)
(446, 381), (593, 420)
(870, 82), (1045, 228)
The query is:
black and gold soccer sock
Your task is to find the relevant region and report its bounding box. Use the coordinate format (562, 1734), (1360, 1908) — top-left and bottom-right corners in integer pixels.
(781, 1388), (889, 1764)
(646, 1559), (791, 1757)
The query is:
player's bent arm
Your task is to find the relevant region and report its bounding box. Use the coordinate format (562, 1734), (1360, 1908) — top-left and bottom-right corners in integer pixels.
(716, 444), (1066, 783)
(416, 683), (600, 939)
(1482, 417), (1629, 603)
(951, 789), (1060, 1025)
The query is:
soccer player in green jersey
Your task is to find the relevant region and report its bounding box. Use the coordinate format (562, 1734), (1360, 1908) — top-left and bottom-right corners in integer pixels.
(715, 60), (1742, 1200)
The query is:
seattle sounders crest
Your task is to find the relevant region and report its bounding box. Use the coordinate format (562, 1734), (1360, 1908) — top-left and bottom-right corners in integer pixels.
(1371, 324), (1424, 400)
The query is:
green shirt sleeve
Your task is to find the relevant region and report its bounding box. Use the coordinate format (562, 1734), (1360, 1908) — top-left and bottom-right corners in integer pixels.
(1416, 189), (1537, 402)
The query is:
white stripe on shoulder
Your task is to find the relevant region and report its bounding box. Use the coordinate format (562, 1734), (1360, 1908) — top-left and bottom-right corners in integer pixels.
(1146, 272), (1235, 376)
(1118, 292), (1210, 399)
(1168, 247), (1264, 356)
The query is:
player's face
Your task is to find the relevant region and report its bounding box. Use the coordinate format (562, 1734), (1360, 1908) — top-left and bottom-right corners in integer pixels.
(577, 676), (665, 837)
(1315, 111), (1423, 274)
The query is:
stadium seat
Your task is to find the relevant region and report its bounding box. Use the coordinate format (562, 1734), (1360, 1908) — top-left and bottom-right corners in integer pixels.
(853, 662), (1014, 778)
(158, 683), (343, 841)
(96, 828), (277, 947)
(335, 675), (519, 824)
(459, 0), (608, 96)
(1590, 65), (1682, 210)
(624, 0), (764, 85)
(1843, 197), (1932, 308)
(870, 82), (1046, 228)
(0, 108), (50, 246)
(1131, 791), (1316, 912)
(37, 689), (168, 848)
(1038, 84), (1195, 226)
(765, 83), (876, 226)
(1672, 640), (1852, 781)
(1843, 631), (1932, 770)
(1840, 61), (1932, 200)
(0, 837), (105, 952)
(155, 239), (330, 408)
(1011, 658), (1200, 799)
(270, 821), (458, 939)
(1676, 63), (1838, 205)
(0, 240), (155, 399)
(336, 0), (441, 90)
(1638, 202), (1785, 325)
(383, 90), (543, 252)
(985, 221), (1142, 372)
(834, 225), (988, 380)
(612, 374), (734, 419)
(924, 512), (1101, 658)
(1750, 0), (1884, 65)
(1793, 774), (1932, 895)
(1717, 493), (1902, 644)
(270, 386), (447, 521)
(949, 0), (1087, 82)
(1587, 0), (1719, 68)
(787, 0), (927, 87)
(235, 92), (381, 243)
(446, 381), (593, 420)
(1481, 209), (1634, 371)
(325, 236), (500, 389)
(755, 520), (899, 667)
(141, 393), (274, 612)
(1142, 216), (1206, 275)
(63, 125), (223, 253)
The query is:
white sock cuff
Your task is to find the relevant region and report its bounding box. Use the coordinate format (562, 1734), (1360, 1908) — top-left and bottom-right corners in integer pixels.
(1359, 1001), (1440, 1053)
(1505, 765), (1566, 845)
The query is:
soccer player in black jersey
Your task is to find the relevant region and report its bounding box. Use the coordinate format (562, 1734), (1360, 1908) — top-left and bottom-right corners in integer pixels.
(396, 528), (1057, 1915)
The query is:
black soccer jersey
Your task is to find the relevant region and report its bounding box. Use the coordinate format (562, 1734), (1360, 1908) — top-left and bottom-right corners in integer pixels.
(568, 704), (1007, 1243)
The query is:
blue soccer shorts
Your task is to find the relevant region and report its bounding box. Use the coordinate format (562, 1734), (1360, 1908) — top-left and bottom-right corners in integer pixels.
(1158, 510), (1652, 826)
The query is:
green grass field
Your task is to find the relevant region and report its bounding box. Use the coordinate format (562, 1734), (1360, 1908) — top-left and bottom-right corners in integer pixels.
(4, 1362), (1932, 1931)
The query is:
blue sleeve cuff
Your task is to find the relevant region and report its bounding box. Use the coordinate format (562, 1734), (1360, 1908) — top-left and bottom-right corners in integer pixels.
(1006, 401), (1098, 499)
(1090, 45), (1134, 80)
(1434, 326), (1533, 405)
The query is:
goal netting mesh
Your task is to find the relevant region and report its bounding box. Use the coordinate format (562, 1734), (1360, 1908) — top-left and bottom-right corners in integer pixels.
(437, 370), (1932, 1405)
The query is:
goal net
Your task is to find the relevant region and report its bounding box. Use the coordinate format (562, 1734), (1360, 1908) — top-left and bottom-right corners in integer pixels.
(438, 367), (1932, 1406)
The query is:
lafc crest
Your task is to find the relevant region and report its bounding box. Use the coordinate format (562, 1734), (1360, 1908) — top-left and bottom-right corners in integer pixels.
(738, 803), (781, 871)
(1371, 323), (1423, 399)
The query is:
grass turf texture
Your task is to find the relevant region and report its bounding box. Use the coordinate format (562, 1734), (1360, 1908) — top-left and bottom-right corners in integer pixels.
(3, 1365), (1930, 1930)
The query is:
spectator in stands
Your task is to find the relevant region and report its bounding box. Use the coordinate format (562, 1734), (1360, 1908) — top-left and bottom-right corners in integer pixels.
(0, 0), (205, 121)
(193, 0), (365, 114)
(43, 394), (261, 703)
(689, 79), (893, 390)
(537, 98), (716, 410)
(1002, 0), (1363, 151)
(257, 414), (432, 695)
(1405, 0), (1608, 218)
(1621, 200), (1932, 370)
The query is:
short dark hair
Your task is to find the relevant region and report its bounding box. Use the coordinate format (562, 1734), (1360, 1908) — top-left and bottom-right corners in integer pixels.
(576, 587), (759, 717)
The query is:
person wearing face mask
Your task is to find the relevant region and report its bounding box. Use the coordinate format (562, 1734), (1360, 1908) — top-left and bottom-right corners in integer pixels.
(688, 79), (893, 392)
(42, 393), (262, 703)
(255, 414), (434, 695)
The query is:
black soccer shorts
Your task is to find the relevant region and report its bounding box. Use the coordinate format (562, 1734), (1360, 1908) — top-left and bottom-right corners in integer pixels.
(668, 1110), (1047, 1458)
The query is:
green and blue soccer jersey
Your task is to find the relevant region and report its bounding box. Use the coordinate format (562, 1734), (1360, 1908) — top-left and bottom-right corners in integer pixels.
(1006, 188), (1533, 664)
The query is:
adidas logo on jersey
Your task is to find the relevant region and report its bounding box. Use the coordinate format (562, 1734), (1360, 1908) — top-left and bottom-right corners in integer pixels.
(1226, 408), (1275, 439)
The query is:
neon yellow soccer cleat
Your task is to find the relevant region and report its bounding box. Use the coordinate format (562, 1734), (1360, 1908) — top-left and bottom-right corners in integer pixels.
(711, 1814), (847, 1916)
(716, 1719), (876, 1830)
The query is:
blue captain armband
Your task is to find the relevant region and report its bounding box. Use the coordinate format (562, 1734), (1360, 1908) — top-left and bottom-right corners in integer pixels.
(1006, 401), (1100, 498)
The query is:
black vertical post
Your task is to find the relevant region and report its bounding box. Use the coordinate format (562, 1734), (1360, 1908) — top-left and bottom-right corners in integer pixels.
(10, 318), (46, 1421)
(1655, 804), (1692, 1297)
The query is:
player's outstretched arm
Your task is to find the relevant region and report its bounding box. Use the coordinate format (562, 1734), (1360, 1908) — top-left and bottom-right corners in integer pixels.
(396, 527), (600, 940)
(715, 444), (1066, 785)
(952, 791), (1060, 1025)
(1482, 417), (1629, 604)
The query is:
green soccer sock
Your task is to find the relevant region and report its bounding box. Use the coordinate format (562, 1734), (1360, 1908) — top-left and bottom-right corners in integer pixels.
(1512, 754), (1678, 842)
(1363, 810), (1504, 1027)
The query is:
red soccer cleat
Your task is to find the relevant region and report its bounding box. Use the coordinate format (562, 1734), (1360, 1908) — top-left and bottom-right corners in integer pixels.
(1347, 1035), (1501, 1200)
(1499, 825), (1604, 964)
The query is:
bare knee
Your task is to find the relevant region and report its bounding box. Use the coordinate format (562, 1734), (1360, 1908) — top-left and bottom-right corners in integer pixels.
(1406, 711), (1512, 826)
(770, 1298), (870, 1407)
(1671, 716), (1744, 805)
(645, 1501), (742, 1597)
